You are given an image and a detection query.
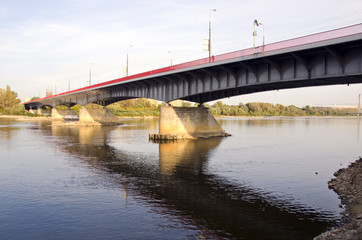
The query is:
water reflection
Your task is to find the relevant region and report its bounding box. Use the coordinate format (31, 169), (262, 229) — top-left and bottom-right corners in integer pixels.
(51, 126), (117, 145)
(45, 124), (336, 239)
(159, 139), (221, 175)
(0, 119), (48, 148)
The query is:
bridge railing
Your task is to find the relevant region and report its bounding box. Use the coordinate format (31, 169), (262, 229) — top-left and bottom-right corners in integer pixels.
(265, 23), (362, 52)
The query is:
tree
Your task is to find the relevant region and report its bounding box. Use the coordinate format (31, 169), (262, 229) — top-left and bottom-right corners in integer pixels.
(182, 101), (192, 107)
(30, 97), (40, 101)
(246, 102), (262, 115)
(0, 85), (21, 114)
(10, 104), (26, 115)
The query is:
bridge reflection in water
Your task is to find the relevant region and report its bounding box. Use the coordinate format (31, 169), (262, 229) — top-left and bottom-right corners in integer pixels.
(48, 124), (336, 239)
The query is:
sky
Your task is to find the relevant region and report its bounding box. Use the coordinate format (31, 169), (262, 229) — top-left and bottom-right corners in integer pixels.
(0, 0), (362, 107)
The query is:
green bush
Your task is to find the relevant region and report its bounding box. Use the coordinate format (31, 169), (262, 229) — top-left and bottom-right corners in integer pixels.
(10, 104), (26, 115)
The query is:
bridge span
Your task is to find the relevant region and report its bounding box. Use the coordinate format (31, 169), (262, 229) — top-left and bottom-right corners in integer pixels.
(25, 24), (362, 109)
(24, 24), (362, 139)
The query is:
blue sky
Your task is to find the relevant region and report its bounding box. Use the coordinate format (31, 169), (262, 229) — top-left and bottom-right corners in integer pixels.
(1, 0), (362, 106)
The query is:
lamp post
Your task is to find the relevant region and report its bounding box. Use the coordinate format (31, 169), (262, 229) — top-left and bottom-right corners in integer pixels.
(358, 93), (361, 117)
(68, 73), (71, 91)
(89, 62), (94, 86)
(260, 22), (265, 53)
(168, 51), (173, 66)
(126, 45), (133, 77)
(209, 9), (216, 58)
(253, 19), (265, 53)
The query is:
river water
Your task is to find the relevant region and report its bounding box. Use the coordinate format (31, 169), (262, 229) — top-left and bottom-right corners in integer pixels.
(0, 117), (361, 239)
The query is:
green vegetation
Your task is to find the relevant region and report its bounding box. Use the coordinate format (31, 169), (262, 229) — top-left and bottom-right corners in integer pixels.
(0, 85), (27, 115)
(208, 101), (358, 116)
(106, 99), (358, 117)
(108, 98), (160, 117)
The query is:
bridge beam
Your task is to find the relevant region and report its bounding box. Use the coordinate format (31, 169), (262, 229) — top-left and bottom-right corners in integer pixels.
(325, 46), (344, 73)
(290, 52), (311, 79)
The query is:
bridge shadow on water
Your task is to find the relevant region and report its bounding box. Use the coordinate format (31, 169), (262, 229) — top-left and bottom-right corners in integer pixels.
(46, 124), (337, 239)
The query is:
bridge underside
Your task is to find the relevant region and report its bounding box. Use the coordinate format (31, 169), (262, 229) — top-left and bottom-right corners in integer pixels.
(25, 35), (362, 110)
(185, 75), (362, 104)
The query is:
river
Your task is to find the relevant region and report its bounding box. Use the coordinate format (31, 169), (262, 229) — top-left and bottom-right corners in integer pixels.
(0, 117), (361, 239)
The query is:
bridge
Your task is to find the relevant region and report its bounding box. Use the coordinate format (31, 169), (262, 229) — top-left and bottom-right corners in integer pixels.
(24, 24), (362, 139)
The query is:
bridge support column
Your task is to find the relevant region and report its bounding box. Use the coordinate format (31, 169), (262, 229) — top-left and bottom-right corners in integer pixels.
(29, 108), (42, 115)
(150, 106), (230, 140)
(78, 107), (121, 126)
(52, 109), (79, 121)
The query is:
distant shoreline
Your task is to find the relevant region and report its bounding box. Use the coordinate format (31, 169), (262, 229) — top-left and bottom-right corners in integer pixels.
(0, 114), (360, 121)
(0, 115), (52, 121)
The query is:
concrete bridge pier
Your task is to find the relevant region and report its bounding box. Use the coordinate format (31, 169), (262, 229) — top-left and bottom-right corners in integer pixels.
(78, 107), (121, 126)
(51, 108), (79, 121)
(29, 108), (42, 115)
(149, 106), (230, 140)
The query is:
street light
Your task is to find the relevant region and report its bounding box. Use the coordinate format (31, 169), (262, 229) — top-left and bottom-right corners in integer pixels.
(89, 62), (95, 86)
(358, 93), (361, 117)
(253, 19), (265, 53)
(126, 45), (133, 77)
(68, 73), (71, 91)
(209, 9), (216, 58)
(168, 51), (173, 66)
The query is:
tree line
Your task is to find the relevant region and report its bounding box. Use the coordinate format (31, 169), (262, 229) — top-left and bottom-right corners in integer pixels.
(0, 85), (25, 115)
(0, 85), (358, 117)
(207, 101), (358, 116)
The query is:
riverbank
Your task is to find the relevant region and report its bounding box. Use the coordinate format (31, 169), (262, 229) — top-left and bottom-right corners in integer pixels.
(315, 157), (362, 240)
(0, 115), (52, 121)
(1, 114), (360, 120)
(0, 115), (156, 120)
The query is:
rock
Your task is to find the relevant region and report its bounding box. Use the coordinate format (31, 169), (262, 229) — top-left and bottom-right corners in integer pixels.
(314, 158), (362, 240)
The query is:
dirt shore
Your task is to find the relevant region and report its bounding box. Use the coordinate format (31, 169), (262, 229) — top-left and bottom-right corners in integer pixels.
(0, 115), (156, 121)
(314, 157), (362, 240)
(0, 115), (52, 121)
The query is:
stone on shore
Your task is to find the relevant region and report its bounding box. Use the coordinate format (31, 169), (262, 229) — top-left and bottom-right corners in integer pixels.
(314, 157), (362, 240)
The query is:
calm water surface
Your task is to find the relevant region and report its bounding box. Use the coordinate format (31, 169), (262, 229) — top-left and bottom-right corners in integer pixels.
(0, 117), (361, 239)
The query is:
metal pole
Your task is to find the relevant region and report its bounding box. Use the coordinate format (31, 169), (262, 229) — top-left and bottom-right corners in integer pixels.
(89, 68), (91, 86)
(209, 16), (211, 58)
(168, 51), (173, 66)
(262, 24), (265, 53)
(126, 45), (133, 77)
(126, 52), (129, 76)
(89, 63), (94, 86)
(253, 21), (256, 51)
(209, 9), (216, 59)
(358, 94), (361, 117)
